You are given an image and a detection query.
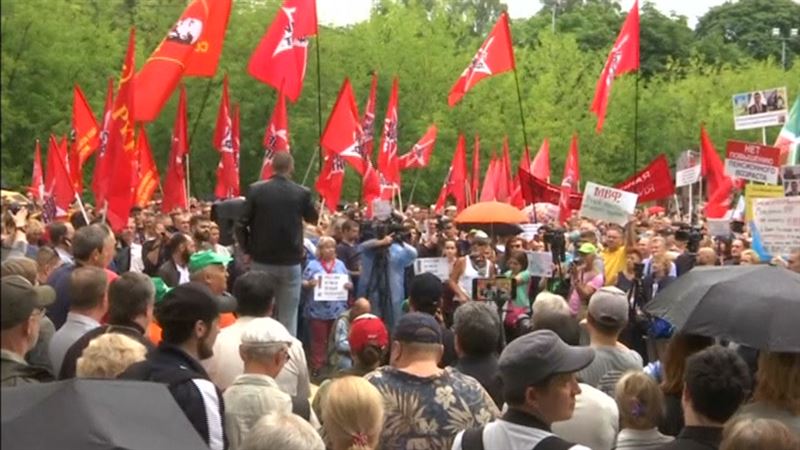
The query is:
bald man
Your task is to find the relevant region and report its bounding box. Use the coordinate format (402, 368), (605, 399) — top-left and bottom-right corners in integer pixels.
(328, 298), (372, 371)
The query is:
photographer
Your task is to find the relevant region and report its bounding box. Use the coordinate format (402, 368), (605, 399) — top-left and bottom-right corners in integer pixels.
(674, 226), (701, 276)
(1, 206), (30, 262)
(568, 243), (604, 319)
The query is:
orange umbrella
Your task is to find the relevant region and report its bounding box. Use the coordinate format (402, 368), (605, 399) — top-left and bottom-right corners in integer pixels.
(454, 201), (528, 235)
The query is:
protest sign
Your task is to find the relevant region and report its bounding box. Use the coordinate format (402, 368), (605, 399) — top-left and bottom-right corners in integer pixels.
(313, 273), (349, 301)
(527, 251), (554, 277)
(616, 154), (675, 203)
(707, 218), (731, 237)
(372, 199), (392, 220)
(752, 197), (800, 256)
(782, 165), (800, 197)
(413, 257), (451, 281)
(744, 184), (784, 222)
(676, 165), (701, 187)
(731, 87), (789, 131)
(724, 140), (781, 184)
(519, 223), (541, 241)
(579, 182), (638, 225)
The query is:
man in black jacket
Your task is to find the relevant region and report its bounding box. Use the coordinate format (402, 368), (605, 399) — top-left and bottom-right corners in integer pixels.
(119, 282), (226, 450)
(236, 152), (318, 336)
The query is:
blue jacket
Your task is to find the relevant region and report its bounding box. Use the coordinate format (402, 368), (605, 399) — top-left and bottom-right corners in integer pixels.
(357, 240), (417, 331)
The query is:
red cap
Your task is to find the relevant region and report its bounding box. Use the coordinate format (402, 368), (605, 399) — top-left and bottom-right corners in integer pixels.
(348, 314), (389, 353)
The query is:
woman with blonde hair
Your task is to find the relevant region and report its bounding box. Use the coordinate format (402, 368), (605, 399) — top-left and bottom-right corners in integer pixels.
(738, 249), (761, 265)
(720, 418), (799, 450)
(735, 351), (800, 435)
(322, 376), (384, 450)
(76, 333), (147, 379)
(614, 371), (674, 449)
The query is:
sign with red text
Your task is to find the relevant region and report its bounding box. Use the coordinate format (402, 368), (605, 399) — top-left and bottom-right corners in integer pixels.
(724, 140), (781, 184)
(579, 182), (638, 225)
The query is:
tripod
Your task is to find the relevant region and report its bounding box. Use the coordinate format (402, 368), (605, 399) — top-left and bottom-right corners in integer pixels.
(367, 245), (394, 327)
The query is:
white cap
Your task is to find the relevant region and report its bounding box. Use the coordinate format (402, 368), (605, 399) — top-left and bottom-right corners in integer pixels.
(241, 318), (294, 346)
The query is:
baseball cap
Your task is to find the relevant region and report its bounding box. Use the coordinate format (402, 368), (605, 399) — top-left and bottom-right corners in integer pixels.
(155, 282), (219, 327)
(188, 250), (233, 273)
(499, 329), (595, 388)
(587, 286), (629, 328)
(393, 312), (442, 344)
(348, 314), (389, 353)
(240, 317), (293, 346)
(578, 242), (598, 254)
(1, 275), (55, 330)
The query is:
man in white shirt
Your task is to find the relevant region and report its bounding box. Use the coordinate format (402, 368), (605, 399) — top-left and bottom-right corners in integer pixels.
(48, 266), (108, 375)
(204, 271), (310, 399)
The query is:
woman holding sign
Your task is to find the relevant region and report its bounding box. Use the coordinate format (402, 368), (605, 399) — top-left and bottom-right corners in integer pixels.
(302, 236), (353, 376)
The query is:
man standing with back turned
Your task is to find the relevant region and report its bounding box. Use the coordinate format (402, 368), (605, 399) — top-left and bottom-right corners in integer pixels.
(237, 153), (318, 337)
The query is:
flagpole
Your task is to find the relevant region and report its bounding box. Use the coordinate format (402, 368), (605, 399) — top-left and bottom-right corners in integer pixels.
(185, 154), (192, 207)
(187, 78), (215, 200)
(74, 192), (89, 225)
(315, 29), (324, 172)
(407, 171), (422, 206)
(633, 71), (639, 172)
(512, 67), (530, 156)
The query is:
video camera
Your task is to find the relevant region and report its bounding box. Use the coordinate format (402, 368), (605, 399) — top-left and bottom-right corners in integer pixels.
(675, 225), (703, 253)
(360, 216), (409, 244)
(542, 226), (566, 263)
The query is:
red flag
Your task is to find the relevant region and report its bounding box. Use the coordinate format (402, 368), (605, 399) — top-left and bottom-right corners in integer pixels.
(361, 72), (378, 158)
(104, 29), (137, 232)
(320, 78), (367, 174)
(134, 125), (159, 207)
(558, 134), (580, 224)
(214, 75), (238, 199)
(448, 12), (515, 107)
(500, 137), (514, 201)
(521, 146), (532, 173)
(378, 77), (400, 191)
(315, 153), (346, 213)
(71, 85), (100, 195)
(700, 126), (733, 218)
(615, 153), (675, 203)
(232, 103), (241, 196)
(480, 156), (499, 202)
(260, 89), (291, 180)
(69, 137), (82, 195)
(247, 0), (318, 102)
(398, 124), (438, 170)
(434, 134), (468, 211)
(134, 0), (210, 122)
(364, 161), (385, 205)
(29, 139), (45, 201)
(531, 138), (551, 182)
(92, 78), (115, 206)
(183, 0), (232, 77)
(44, 135), (76, 218)
(162, 85), (190, 213)
(519, 167), (583, 209)
(590, 1), (639, 132)
(470, 134), (481, 203)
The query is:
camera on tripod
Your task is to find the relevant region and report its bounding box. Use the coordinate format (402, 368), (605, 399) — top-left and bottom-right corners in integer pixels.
(675, 226), (703, 253)
(542, 226), (566, 263)
(361, 217), (408, 244)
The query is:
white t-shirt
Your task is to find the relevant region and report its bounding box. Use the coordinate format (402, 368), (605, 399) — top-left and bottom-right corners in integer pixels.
(552, 383), (619, 450)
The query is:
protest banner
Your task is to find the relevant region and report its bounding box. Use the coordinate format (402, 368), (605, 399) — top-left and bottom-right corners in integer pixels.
(744, 184), (784, 222)
(724, 140), (781, 184)
(707, 217), (731, 237)
(313, 273), (349, 301)
(731, 87), (789, 131)
(579, 182), (638, 225)
(752, 197), (800, 256)
(782, 165), (800, 197)
(372, 199), (393, 220)
(519, 223), (541, 241)
(676, 165), (701, 188)
(413, 257), (451, 281)
(527, 251), (554, 277)
(615, 154), (674, 203)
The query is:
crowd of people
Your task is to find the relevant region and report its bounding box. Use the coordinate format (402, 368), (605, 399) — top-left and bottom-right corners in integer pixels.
(2, 153), (799, 450)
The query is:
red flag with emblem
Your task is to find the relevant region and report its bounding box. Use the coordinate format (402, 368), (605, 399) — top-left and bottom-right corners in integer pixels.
(134, 0), (210, 121)
(232, 103), (241, 196)
(470, 134), (481, 203)
(531, 138), (551, 182)
(321, 78), (367, 174)
(247, 0), (318, 102)
(162, 85), (190, 213)
(92, 78), (115, 207)
(361, 72), (378, 158)
(615, 153), (675, 203)
(700, 125), (733, 218)
(29, 139), (45, 201)
(519, 167), (583, 208)
(398, 125), (437, 171)
(558, 134), (580, 224)
(214, 75), (238, 199)
(316, 152), (346, 213)
(434, 134), (468, 211)
(104, 29), (137, 232)
(590, 0), (639, 132)
(260, 89), (290, 180)
(183, 0), (232, 77)
(134, 124), (159, 207)
(480, 156), (499, 202)
(378, 77), (400, 192)
(45, 135), (76, 218)
(448, 12), (515, 107)
(70, 84), (100, 194)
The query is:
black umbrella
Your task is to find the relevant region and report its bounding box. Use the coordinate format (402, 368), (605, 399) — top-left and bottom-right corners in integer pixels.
(2, 379), (207, 450)
(645, 265), (800, 352)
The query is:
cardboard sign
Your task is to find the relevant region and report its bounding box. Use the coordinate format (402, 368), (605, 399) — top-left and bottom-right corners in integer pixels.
(519, 223), (542, 241)
(744, 184), (784, 222)
(527, 251), (554, 277)
(724, 140), (781, 184)
(313, 273), (349, 301)
(579, 182), (638, 226)
(413, 257), (451, 281)
(731, 87), (789, 131)
(676, 165), (701, 187)
(707, 218), (731, 237)
(372, 199), (392, 221)
(752, 197), (800, 256)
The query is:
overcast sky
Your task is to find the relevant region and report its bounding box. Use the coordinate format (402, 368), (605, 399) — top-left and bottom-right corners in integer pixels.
(317, 0), (731, 29)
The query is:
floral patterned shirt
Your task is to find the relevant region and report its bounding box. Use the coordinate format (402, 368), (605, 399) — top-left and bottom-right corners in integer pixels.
(365, 366), (500, 450)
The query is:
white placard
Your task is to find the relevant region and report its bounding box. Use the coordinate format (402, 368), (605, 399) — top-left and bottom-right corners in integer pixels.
(527, 251), (554, 277)
(724, 159), (780, 185)
(707, 218), (731, 237)
(313, 273), (349, 301)
(579, 182), (639, 226)
(752, 197), (800, 256)
(372, 199), (392, 221)
(413, 257), (451, 281)
(519, 223), (542, 241)
(676, 165), (701, 187)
